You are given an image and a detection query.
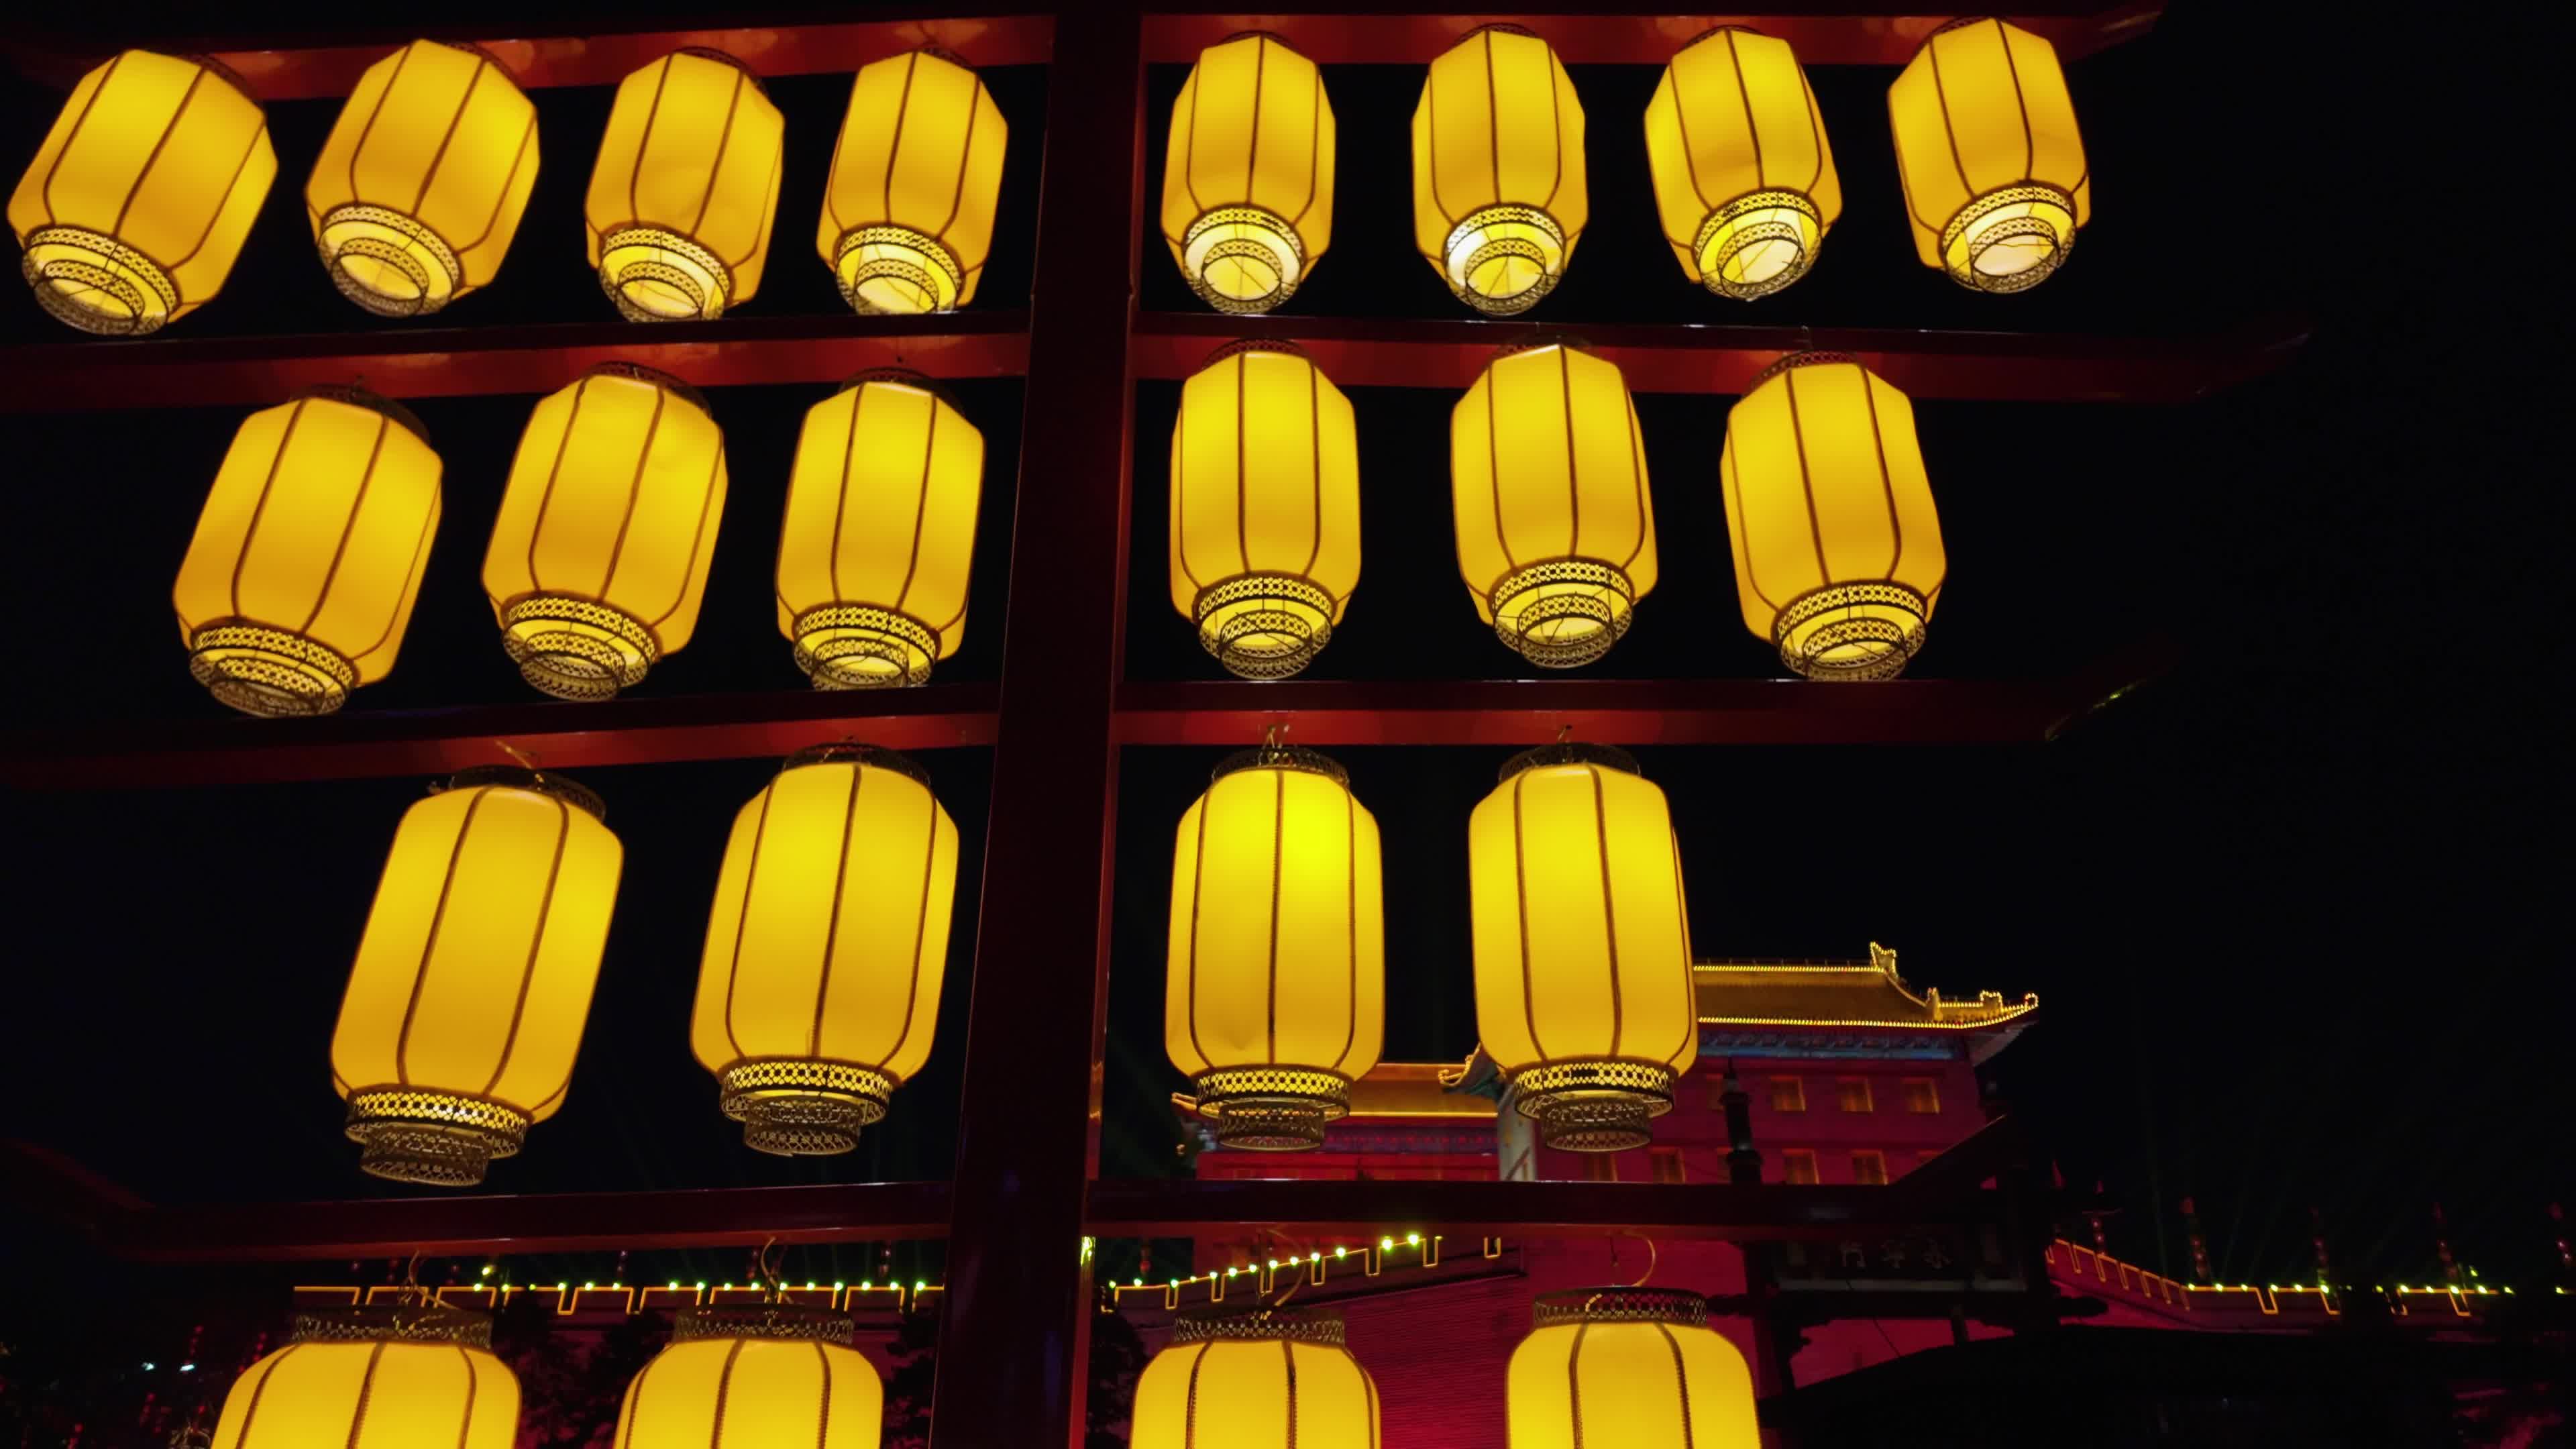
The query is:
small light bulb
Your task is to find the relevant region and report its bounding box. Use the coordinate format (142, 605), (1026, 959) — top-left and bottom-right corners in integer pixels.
(1380, 1237), (1395, 1250)
(916, 1280), (928, 1291)
(696, 1281), (707, 1291)
(1309, 1252), (1321, 1263)
(1407, 1232), (1421, 1245)
(178, 1364), (195, 1373)
(835, 1281), (845, 1291)
(480, 1265), (494, 1278)
(584, 1281), (595, 1290)
(1334, 1246), (1348, 1257)
(142, 1362), (156, 1372)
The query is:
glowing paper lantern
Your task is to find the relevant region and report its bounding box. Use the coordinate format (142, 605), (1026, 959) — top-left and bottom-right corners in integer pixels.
(612, 1306), (881, 1449)
(1159, 33), (1335, 315)
(1411, 26), (1586, 315)
(694, 745), (958, 1155)
(775, 371), (983, 688)
(586, 49), (784, 321)
(1451, 343), (1658, 668)
(305, 40), (539, 317)
(211, 1304), (517, 1449)
(8, 50), (276, 335)
(819, 49), (1007, 316)
(482, 363), (728, 700)
(1507, 1291), (1758, 1448)
(174, 386), (441, 716)
(1642, 28), (1839, 299)
(333, 768), (621, 1185)
(1132, 1310), (1379, 1448)
(1888, 17), (2090, 292)
(1168, 341), (1360, 678)
(1166, 741), (1383, 1149)
(1470, 743), (1695, 1151)
(1718, 352), (1944, 680)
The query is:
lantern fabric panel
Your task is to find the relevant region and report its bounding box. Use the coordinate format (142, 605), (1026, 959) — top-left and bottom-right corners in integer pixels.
(1717, 354), (1945, 680)
(1642, 28), (1839, 299)
(1159, 34), (1336, 314)
(1167, 343), (1362, 678)
(305, 40), (540, 317)
(1411, 28), (1587, 315)
(1507, 1293), (1758, 1449)
(212, 1334), (517, 1449)
(9, 50), (276, 335)
(1888, 17), (2090, 292)
(1450, 344), (1658, 668)
(614, 1314), (881, 1449)
(774, 374), (985, 688)
(172, 388), (442, 716)
(818, 50), (1008, 315)
(692, 747), (959, 1155)
(331, 770), (621, 1184)
(1131, 1313), (1379, 1449)
(482, 364), (729, 700)
(585, 49), (786, 321)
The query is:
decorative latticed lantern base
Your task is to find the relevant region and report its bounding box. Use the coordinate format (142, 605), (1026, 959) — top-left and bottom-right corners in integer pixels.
(1529, 1287), (1709, 1330)
(1940, 183), (2077, 294)
(20, 225), (177, 335)
(344, 1088), (529, 1186)
(719, 1059), (896, 1157)
(1489, 558), (1636, 668)
(792, 602), (940, 689)
(1695, 189), (1824, 301)
(293, 1302), (494, 1348)
(1193, 572), (1336, 679)
(1773, 581), (1929, 682)
(1443, 205), (1567, 317)
(598, 225), (734, 321)
(1179, 205), (1307, 315)
(501, 595), (659, 700)
(1509, 1059), (1676, 1152)
(675, 1303), (855, 1344)
(188, 623), (358, 717)
(1171, 1306), (1346, 1347)
(317, 205), (464, 317)
(833, 225), (966, 316)
(1190, 1066), (1352, 1151)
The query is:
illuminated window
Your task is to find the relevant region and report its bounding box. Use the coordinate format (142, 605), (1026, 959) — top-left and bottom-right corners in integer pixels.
(1768, 1077), (1806, 1113)
(1903, 1078), (1941, 1114)
(1780, 1150), (1819, 1185)
(1649, 1148), (1686, 1184)
(1835, 1077), (1874, 1113)
(1580, 1153), (1619, 1183)
(1852, 1150), (1888, 1185)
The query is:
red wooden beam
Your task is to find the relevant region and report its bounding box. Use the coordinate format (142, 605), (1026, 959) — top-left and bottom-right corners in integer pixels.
(1085, 1178), (1990, 1242)
(1136, 312), (2311, 402)
(0, 313), (1031, 414)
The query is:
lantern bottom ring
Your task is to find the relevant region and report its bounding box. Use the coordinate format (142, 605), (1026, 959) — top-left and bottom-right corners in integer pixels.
(344, 1087), (529, 1187)
(598, 225), (733, 321)
(1179, 205), (1307, 315)
(1490, 558), (1636, 669)
(1194, 572), (1336, 679)
(1939, 183), (2077, 294)
(834, 225), (965, 316)
(1190, 1066), (1351, 1151)
(317, 205), (464, 317)
(20, 225), (177, 336)
(1443, 205), (1566, 317)
(1774, 582), (1929, 682)
(1508, 1059), (1676, 1153)
(792, 602), (939, 689)
(188, 623), (358, 716)
(719, 1059), (895, 1157)
(1695, 189), (1823, 301)
(502, 596), (659, 700)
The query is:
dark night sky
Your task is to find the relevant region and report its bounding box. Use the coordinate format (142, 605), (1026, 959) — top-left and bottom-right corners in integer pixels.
(0, 2), (2563, 1336)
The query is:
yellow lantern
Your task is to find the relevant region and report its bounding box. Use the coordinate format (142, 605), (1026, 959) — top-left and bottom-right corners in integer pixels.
(482, 362), (728, 700)
(612, 1305), (881, 1449)
(1451, 343), (1658, 669)
(1469, 742), (1695, 1151)
(8, 50), (276, 335)
(211, 1303), (517, 1449)
(775, 371), (983, 688)
(1159, 33), (1336, 315)
(333, 767), (621, 1185)
(1507, 1291), (1758, 1448)
(1888, 17), (2090, 293)
(818, 49), (1007, 317)
(1168, 341), (1360, 679)
(586, 48), (785, 321)
(1411, 26), (1586, 315)
(305, 40), (539, 317)
(1132, 1310), (1379, 1448)
(173, 386), (441, 717)
(1642, 28), (1839, 300)
(1167, 741), (1383, 1149)
(693, 745), (958, 1155)
(1718, 352), (1945, 680)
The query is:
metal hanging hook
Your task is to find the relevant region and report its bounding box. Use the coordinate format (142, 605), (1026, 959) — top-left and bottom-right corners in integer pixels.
(756, 1236), (786, 1301)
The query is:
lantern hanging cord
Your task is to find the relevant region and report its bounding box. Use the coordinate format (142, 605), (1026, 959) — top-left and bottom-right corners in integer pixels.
(1625, 1234), (1660, 1288)
(755, 1237), (786, 1303)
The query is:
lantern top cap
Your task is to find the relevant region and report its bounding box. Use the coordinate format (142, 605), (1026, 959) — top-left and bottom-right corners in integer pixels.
(1915, 15), (2018, 58)
(665, 46), (769, 94)
(581, 360), (711, 415)
(674, 1304), (853, 1345)
(1750, 350), (1861, 387)
(440, 765), (606, 824)
(1499, 741), (1640, 783)
(294, 383), (431, 445)
(411, 37), (530, 90)
(1452, 22), (1543, 46)
(1199, 337), (1314, 371)
(1212, 741), (1348, 787)
(1171, 1306), (1346, 1347)
(292, 1303), (492, 1348)
(1489, 333), (1595, 365)
(1531, 1288), (1709, 1330)
(782, 741), (932, 788)
(147, 50), (262, 108)
(1675, 23), (1769, 55)
(835, 366), (960, 411)
(1212, 30), (1309, 59)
